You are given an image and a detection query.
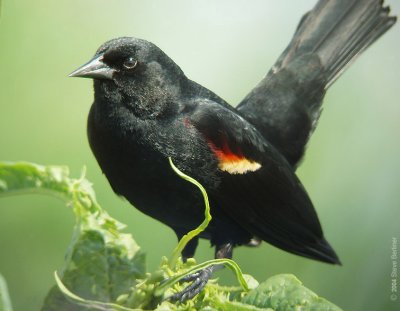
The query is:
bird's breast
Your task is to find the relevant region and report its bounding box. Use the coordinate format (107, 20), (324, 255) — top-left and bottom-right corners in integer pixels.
(87, 105), (217, 229)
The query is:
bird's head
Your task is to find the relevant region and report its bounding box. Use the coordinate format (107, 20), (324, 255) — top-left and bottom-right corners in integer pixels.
(69, 37), (185, 105)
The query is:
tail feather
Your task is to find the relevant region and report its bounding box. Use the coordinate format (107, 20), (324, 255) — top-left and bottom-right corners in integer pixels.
(324, 2), (395, 87)
(278, 0), (396, 88)
(304, 237), (342, 265)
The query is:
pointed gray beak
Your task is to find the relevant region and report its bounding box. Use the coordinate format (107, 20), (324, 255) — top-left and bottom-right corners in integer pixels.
(69, 54), (115, 80)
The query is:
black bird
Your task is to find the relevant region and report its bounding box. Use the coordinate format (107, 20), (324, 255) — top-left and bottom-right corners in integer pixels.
(70, 0), (396, 301)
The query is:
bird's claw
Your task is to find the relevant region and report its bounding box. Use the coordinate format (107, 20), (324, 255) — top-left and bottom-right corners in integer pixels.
(168, 266), (214, 302)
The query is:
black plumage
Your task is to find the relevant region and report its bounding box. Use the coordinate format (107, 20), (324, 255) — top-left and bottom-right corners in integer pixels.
(70, 0), (396, 301)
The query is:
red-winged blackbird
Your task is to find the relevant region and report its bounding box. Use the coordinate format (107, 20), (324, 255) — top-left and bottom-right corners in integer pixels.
(70, 0), (396, 301)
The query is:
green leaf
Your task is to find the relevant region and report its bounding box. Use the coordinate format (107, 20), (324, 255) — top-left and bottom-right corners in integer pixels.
(53, 272), (140, 311)
(0, 162), (146, 310)
(0, 274), (13, 311)
(0, 162), (342, 310)
(241, 274), (342, 311)
(0, 162), (71, 200)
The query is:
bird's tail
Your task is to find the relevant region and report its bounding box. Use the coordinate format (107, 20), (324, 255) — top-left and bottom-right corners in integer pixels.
(237, 0), (396, 166)
(276, 0), (396, 89)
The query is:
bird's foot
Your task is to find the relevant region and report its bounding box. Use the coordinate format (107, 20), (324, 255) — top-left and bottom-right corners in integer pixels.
(169, 266), (215, 302)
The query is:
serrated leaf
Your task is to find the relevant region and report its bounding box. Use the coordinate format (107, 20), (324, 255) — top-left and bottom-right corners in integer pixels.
(53, 272), (140, 311)
(0, 162), (71, 200)
(241, 274), (342, 311)
(0, 162), (146, 310)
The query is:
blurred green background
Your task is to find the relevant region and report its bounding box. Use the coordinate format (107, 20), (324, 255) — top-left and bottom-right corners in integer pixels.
(0, 0), (399, 310)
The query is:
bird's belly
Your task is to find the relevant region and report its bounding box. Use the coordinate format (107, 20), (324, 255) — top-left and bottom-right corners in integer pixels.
(90, 133), (206, 231)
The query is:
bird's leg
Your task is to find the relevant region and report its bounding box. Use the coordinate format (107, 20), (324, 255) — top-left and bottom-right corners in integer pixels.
(215, 242), (233, 259)
(174, 230), (199, 262)
(169, 242), (233, 302)
(181, 236), (199, 262)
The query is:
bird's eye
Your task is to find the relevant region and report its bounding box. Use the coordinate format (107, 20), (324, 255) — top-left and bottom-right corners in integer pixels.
(123, 57), (138, 70)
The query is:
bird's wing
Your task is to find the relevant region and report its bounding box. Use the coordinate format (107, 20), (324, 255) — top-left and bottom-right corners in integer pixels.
(237, 0), (396, 167)
(189, 100), (339, 264)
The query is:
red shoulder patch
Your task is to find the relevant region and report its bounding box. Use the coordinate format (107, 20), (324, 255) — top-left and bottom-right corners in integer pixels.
(207, 140), (261, 174)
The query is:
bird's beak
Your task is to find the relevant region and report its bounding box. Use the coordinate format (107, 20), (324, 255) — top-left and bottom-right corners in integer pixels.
(69, 54), (115, 80)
